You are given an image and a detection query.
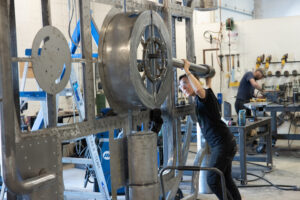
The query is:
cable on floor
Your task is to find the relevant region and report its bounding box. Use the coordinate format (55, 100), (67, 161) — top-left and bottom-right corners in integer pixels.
(237, 172), (300, 191)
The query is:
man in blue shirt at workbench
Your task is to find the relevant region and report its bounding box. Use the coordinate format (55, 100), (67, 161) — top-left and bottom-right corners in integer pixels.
(235, 69), (265, 116)
(179, 59), (241, 200)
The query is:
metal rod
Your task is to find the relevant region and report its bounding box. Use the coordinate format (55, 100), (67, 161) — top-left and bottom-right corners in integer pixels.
(203, 48), (219, 64)
(9, 0), (21, 126)
(79, 0), (95, 121)
(41, 0), (57, 128)
(159, 166), (228, 200)
(262, 60), (300, 64)
(11, 57), (99, 63)
(172, 58), (215, 78)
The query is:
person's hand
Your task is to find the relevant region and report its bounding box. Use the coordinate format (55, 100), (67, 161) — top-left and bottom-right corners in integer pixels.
(182, 59), (190, 73)
(260, 90), (266, 96)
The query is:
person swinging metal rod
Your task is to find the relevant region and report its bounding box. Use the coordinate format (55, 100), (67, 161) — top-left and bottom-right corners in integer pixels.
(178, 59), (241, 200)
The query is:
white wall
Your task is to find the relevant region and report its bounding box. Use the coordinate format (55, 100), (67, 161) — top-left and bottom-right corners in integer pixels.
(215, 0), (254, 22)
(191, 15), (300, 103)
(194, 0), (254, 25)
(254, 0), (300, 19)
(175, 14), (300, 134)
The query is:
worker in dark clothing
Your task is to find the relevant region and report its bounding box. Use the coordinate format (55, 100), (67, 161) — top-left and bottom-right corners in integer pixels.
(235, 69), (265, 116)
(179, 59), (241, 200)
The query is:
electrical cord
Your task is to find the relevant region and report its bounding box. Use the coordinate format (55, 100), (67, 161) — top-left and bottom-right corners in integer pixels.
(68, 0), (79, 47)
(238, 172), (300, 191)
(235, 162), (299, 191)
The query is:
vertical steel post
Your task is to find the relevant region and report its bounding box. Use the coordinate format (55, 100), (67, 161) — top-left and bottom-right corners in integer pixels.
(1, 1), (19, 199)
(9, 0), (21, 127)
(162, 0), (176, 168)
(79, 0), (95, 121)
(0, 0), (17, 195)
(41, 0), (57, 127)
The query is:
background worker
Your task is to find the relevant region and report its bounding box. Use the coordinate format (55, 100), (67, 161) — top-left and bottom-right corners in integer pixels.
(179, 59), (241, 200)
(235, 68), (265, 116)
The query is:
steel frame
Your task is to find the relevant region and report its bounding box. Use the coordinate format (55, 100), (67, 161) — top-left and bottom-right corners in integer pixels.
(0, 0), (206, 199)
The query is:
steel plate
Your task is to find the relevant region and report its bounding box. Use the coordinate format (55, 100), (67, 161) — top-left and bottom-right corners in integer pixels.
(31, 26), (71, 95)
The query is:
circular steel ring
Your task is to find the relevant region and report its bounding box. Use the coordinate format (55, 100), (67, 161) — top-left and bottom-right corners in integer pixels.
(98, 10), (172, 113)
(32, 26), (71, 95)
(143, 37), (167, 82)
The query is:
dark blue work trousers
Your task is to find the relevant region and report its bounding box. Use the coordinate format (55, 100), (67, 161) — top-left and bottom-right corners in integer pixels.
(207, 139), (241, 200)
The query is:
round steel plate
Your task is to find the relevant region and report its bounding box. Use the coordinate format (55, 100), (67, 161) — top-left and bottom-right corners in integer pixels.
(32, 26), (71, 95)
(99, 10), (172, 113)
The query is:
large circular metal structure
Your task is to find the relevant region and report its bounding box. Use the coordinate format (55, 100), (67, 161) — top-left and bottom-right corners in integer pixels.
(98, 10), (172, 113)
(31, 26), (71, 95)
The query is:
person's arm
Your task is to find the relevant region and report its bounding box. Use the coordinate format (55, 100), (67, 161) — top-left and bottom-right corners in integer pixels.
(249, 78), (263, 91)
(205, 77), (212, 88)
(183, 59), (206, 98)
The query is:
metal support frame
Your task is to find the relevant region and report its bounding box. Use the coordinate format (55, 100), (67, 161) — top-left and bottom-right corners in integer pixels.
(265, 103), (300, 140)
(228, 117), (273, 185)
(0, 0), (210, 199)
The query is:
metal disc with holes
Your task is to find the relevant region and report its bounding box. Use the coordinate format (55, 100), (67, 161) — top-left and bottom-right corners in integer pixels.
(98, 10), (172, 113)
(31, 26), (71, 95)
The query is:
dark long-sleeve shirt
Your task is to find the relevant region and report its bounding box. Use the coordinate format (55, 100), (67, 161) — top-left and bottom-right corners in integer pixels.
(195, 88), (234, 147)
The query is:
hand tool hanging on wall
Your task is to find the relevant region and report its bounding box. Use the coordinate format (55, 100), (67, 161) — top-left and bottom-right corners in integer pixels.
(225, 54), (230, 88)
(231, 54), (235, 82)
(281, 53), (288, 67)
(236, 53), (241, 72)
(218, 54), (224, 72)
(265, 55), (272, 70)
(218, 54), (224, 93)
(256, 54), (265, 69)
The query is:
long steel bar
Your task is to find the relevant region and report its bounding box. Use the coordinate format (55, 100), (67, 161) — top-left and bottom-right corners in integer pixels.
(9, 0), (21, 128)
(93, 0), (193, 17)
(173, 58), (215, 77)
(79, 0), (95, 121)
(41, 0), (57, 128)
(11, 57), (99, 63)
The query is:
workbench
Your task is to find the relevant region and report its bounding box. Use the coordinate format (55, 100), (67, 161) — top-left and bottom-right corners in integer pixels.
(228, 117), (273, 185)
(265, 103), (300, 140)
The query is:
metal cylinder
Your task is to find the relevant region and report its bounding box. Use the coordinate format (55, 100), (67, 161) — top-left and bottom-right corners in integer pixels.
(127, 131), (158, 185)
(197, 124), (212, 194)
(199, 154), (212, 194)
(172, 58), (215, 78)
(98, 10), (172, 113)
(129, 183), (159, 200)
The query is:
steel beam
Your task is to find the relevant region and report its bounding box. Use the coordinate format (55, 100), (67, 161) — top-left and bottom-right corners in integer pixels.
(41, 0), (57, 128)
(79, 0), (95, 121)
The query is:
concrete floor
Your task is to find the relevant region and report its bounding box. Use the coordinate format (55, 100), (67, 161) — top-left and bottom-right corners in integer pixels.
(186, 140), (300, 200)
(63, 140), (300, 200)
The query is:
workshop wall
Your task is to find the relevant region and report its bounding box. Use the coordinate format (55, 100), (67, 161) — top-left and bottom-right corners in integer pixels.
(254, 0), (300, 19)
(175, 14), (300, 134)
